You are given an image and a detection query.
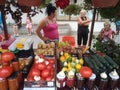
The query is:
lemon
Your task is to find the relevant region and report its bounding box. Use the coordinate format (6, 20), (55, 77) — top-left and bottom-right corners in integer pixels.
(79, 58), (84, 65)
(72, 57), (75, 62)
(65, 55), (70, 59)
(67, 62), (71, 68)
(62, 67), (68, 72)
(75, 64), (81, 70)
(67, 66), (72, 71)
(64, 52), (69, 57)
(60, 56), (66, 62)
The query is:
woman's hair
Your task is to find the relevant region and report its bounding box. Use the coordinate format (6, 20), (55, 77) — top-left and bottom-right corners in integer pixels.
(104, 21), (111, 27)
(80, 9), (87, 15)
(46, 3), (56, 16)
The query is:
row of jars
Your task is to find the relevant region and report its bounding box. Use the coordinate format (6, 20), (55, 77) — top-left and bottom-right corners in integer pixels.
(0, 72), (23, 90)
(56, 71), (120, 90)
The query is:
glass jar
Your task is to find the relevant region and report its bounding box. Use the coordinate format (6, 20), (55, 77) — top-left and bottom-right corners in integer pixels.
(56, 71), (66, 88)
(66, 76), (75, 88)
(0, 78), (8, 90)
(76, 73), (85, 89)
(12, 61), (20, 72)
(8, 76), (19, 90)
(98, 78), (108, 90)
(109, 73), (119, 89)
(87, 73), (96, 90)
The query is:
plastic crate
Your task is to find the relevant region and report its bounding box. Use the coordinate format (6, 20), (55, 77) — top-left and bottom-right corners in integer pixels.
(62, 36), (75, 47)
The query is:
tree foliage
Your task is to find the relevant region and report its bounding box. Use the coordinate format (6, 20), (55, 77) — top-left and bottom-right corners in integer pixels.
(84, 0), (120, 21)
(63, 4), (81, 16)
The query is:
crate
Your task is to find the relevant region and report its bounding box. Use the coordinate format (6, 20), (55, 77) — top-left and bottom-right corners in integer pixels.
(62, 36), (75, 47)
(24, 57), (56, 88)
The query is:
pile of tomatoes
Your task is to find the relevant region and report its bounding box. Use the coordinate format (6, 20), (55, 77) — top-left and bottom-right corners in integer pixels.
(27, 55), (55, 82)
(0, 52), (15, 78)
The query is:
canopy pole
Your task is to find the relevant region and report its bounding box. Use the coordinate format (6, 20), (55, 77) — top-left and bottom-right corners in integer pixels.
(0, 5), (9, 40)
(88, 8), (97, 47)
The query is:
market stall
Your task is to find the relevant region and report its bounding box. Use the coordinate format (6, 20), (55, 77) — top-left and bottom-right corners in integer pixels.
(0, 0), (120, 90)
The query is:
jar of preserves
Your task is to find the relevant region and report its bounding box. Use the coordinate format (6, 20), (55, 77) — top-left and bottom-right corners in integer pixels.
(109, 70), (119, 89)
(56, 71), (66, 88)
(12, 60), (20, 72)
(98, 72), (108, 90)
(0, 78), (8, 90)
(87, 73), (96, 90)
(8, 74), (19, 90)
(76, 73), (85, 89)
(66, 70), (75, 88)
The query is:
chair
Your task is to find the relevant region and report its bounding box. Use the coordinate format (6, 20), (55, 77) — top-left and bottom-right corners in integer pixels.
(62, 36), (75, 47)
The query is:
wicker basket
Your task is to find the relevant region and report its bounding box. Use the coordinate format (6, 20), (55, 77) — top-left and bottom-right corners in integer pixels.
(18, 0), (42, 6)
(0, 0), (6, 5)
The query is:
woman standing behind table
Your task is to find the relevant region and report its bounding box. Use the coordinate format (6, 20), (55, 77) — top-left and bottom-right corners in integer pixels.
(100, 21), (115, 41)
(77, 9), (90, 49)
(13, 18), (22, 36)
(36, 3), (59, 43)
(26, 14), (33, 36)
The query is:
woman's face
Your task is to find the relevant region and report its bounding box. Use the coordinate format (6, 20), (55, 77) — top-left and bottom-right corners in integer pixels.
(80, 12), (86, 17)
(51, 10), (57, 18)
(104, 24), (110, 30)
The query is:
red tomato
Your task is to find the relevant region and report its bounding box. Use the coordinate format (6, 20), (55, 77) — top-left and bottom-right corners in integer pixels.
(41, 69), (50, 78)
(30, 69), (40, 77)
(35, 62), (46, 71)
(0, 66), (13, 78)
(27, 76), (34, 82)
(39, 54), (44, 58)
(41, 77), (46, 81)
(80, 66), (92, 78)
(2, 52), (15, 62)
(50, 67), (54, 72)
(46, 64), (53, 70)
(50, 71), (54, 76)
(48, 58), (55, 65)
(46, 76), (52, 81)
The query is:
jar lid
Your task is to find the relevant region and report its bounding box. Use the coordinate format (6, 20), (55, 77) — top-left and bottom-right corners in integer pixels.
(89, 73), (96, 80)
(109, 73), (119, 80)
(57, 71), (65, 79)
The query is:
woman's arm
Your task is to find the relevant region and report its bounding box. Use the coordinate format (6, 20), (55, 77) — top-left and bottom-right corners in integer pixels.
(36, 19), (48, 41)
(16, 19), (21, 25)
(78, 16), (90, 26)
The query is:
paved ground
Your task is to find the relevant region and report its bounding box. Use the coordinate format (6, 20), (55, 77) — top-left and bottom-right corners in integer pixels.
(1, 24), (120, 49)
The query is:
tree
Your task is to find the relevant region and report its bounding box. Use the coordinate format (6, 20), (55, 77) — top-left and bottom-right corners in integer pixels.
(63, 4), (81, 20)
(84, 0), (120, 21)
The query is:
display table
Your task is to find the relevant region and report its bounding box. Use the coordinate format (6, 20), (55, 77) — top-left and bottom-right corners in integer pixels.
(23, 87), (55, 90)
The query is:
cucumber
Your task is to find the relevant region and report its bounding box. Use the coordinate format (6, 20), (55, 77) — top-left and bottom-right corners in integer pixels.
(96, 54), (113, 70)
(91, 55), (105, 69)
(95, 54), (106, 64)
(84, 56), (94, 69)
(84, 56), (99, 74)
(90, 58), (100, 70)
(104, 55), (119, 69)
